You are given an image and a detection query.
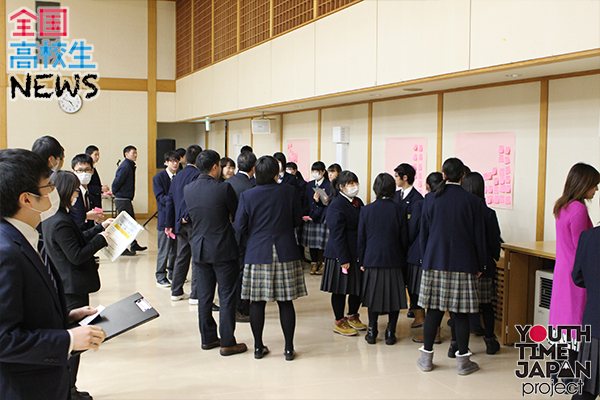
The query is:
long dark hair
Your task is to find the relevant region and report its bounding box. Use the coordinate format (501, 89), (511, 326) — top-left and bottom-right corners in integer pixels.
(426, 172), (443, 193)
(435, 158), (465, 198)
(331, 170), (359, 198)
(54, 170), (80, 210)
(553, 163), (600, 218)
(461, 172), (485, 201)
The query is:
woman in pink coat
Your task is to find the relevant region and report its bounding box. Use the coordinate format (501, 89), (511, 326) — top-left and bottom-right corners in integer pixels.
(549, 162), (599, 375)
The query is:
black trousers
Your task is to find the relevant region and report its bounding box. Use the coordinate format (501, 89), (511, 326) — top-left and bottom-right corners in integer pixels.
(114, 199), (139, 248)
(156, 231), (177, 281)
(171, 223), (196, 298)
(65, 293), (90, 390)
(196, 258), (239, 348)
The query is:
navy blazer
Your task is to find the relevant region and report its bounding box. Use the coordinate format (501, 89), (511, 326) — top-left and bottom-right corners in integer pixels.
(43, 208), (106, 295)
(0, 221), (71, 400)
(165, 164), (200, 234)
(279, 172), (303, 198)
(395, 187), (424, 218)
(324, 195), (364, 265)
(358, 199), (408, 269)
(226, 172), (256, 199)
(396, 188), (424, 265)
(482, 204), (501, 278)
(87, 168), (102, 209)
(69, 190), (95, 231)
(153, 169), (172, 231)
(184, 175), (239, 264)
(234, 182), (302, 264)
(420, 184), (486, 274)
(112, 158), (136, 200)
(304, 178), (331, 223)
(572, 227), (600, 339)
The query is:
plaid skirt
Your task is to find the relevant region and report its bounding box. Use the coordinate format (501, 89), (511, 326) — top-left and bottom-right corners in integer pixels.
(418, 270), (479, 314)
(300, 220), (329, 249)
(477, 276), (497, 304)
(578, 337), (600, 395)
(241, 245), (307, 302)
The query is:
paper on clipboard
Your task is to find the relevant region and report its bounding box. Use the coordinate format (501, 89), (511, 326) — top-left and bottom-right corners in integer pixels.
(313, 187), (330, 205)
(102, 211), (144, 262)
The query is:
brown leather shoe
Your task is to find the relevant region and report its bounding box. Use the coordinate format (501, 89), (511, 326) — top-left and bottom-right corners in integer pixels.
(220, 343), (248, 356)
(411, 309), (426, 328)
(201, 339), (221, 350)
(412, 327), (442, 344)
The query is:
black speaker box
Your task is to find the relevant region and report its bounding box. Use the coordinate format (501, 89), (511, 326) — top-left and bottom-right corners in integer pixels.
(156, 139), (176, 169)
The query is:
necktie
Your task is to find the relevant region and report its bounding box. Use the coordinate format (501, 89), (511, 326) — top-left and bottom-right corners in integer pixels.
(38, 233), (58, 293)
(399, 190), (404, 201)
(352, 199), (359, 208)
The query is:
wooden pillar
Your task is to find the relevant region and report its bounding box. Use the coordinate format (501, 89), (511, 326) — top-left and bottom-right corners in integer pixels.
(436, 93), (444, 171)
(147, 0), (158, 216)
(536, 80), (550, 241)
(317, 109), (322, 160)
(367, 102), (373, 203)
(0, 3), (7, 150)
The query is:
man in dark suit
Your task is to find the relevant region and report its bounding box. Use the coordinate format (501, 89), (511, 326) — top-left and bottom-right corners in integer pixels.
(165, 145), (202, 302)
(0, 149), (105, 400)
(184, 150), (247, 356)
(70, 154), (104, 231)
(226, 151), (257, 321)
(153, 150), (180, 287)
(394, 163), (425, 327)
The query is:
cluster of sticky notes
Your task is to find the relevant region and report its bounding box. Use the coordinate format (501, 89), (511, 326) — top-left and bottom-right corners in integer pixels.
(484, 145), (513, 206)
(411, 144), (425, 190)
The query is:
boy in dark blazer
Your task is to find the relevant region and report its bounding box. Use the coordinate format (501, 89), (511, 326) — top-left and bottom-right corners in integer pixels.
(70, 154), (103, 231)
(184, 150), (246, 356)
(153, 150), (180, 287)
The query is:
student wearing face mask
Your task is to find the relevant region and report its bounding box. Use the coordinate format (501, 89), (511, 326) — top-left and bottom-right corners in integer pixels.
(273, 152), (302, 198)
(301, 162), (331, 275)
(32, 135), (65, 175)
(70, 154), (104, 231)
(85, 145), (110, 209)
(42, 171), (113, 399)
(321, 170), (366, 336)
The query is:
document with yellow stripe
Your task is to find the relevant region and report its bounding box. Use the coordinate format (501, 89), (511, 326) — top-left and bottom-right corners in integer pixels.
(102, 211), (144, 262)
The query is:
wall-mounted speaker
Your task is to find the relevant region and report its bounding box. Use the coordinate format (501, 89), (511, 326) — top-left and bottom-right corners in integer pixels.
(252, 119), (271, 135)
(156, 139), (176, 169)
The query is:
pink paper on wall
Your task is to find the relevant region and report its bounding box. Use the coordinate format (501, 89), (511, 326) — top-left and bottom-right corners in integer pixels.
(286, 139), (311, 181)
(455, 131), (516, 210)
(385, 137), (428, 195)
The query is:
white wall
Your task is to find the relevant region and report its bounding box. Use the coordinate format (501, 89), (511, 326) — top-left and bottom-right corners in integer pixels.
(281, 111), (319, 179)
(157, 1), (176, 80)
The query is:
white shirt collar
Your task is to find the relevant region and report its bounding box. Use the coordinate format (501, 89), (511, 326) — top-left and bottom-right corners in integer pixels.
(340, 192), (353, 202)
(239, 171), (249, 178)
(5, 217), (40, 254)
(80, 185), (87, 195)
(403, 185), (413, 198)
(447, 182), (461, 186)
(167, 169), (175, 180)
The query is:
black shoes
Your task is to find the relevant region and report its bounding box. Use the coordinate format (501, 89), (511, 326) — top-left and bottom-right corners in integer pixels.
(284, 349), (296, 361)
(121, 248), (136, 256)
(236, 310), (250, 323)
(131, 243), (147, 251)
(201, 339), (221, 350)
(70, 388), (92, 400)
(254, 346), (270, 359)
(385, 329), (397, 345)
(212, 303), (220, 312)
(220, 343), (248, 356)
(365, 326), (378, 345)
(484, 336), (501, 354)
(156, 278), (171, 288)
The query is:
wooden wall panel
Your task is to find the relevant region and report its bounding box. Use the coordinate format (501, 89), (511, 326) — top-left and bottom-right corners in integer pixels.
(317, 0), (358, 17)
(176, 0), (192, 78)
(213, 0), (238, 62)
(273, 0), (314, 36)
(193, 0), (212, 70)
(240, 0), (271, 50)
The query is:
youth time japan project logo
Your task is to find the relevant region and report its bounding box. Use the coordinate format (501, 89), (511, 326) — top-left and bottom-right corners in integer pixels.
(515, 324), (591, 397)
(7, 6), (99, 100)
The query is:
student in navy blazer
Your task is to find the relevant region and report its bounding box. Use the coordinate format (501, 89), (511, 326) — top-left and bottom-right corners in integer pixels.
(235, 156), (306, 360)
(394, 163), (425, 326)
(358, 173), (409, 345)
(416, 158), (485, 376)
(273, 152), (303, 198)
(321, 170), (367, 336)
(165, 145), (202, 301)
(153, 150), (180, 287)
(0, 149), (105, 400)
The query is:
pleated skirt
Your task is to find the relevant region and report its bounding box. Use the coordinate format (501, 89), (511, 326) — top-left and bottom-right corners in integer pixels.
(300, 220), (329, 249)
(477, 276), (497, 304)
(417, 269), (479, 314)
(578, 337), (600, 395)
(320, 257), (362, 296)
(361, 268), (407, 313)
(405, 263), (423, 295)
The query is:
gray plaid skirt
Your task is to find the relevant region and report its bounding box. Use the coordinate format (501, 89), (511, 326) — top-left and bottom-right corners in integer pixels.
(477, 276), (497, 304)
(300, 220), (329, 249)
(241, 245), (307, 302)
(418, 270), (479, 314)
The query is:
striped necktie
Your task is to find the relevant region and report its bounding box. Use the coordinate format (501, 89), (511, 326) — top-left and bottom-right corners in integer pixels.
(37, 233), (58, 293)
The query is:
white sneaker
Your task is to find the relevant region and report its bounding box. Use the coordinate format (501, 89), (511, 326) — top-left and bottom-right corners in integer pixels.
(189, 298), (199, 305)
(171, 293), (190, 301)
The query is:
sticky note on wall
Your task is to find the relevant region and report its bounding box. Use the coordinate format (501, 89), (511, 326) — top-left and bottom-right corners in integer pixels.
(506, 196), (512, 205)
(499, 146), (504, 154)
(505, 147), (511, 155)
(505, 156), (510, 164)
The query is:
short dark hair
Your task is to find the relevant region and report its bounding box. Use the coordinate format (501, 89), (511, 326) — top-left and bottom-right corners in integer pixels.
(0, 149), (50, 219)
(240, 145), (253, 153)
(436, 158), (465, 197)
(426, 172), (443, 192)
(461, 172), (485, 201)
(32, 135), (64, 162)
(285, 162), (297, 171)
(327, 163), (342, 174)
(186, 145), (202, 165)
(255, 156), (279, 185)
(238, 152), (257, 173)
(54, 170), (80, 210)
(85, 145), (99, 155)
(176, 148), (186, 158)
(331, 170), (359, 198)
(164, 150), (180, 162)
(71, 153), (94, 170)
(464, 165), (472, 175)
(197, 149), (221, 174)
(123, 145), (136, 157)
(394, 163), (416, 185)
(311, 161), (326, 172)
(273, 152), (286, 167)
(220, 157), (235, 170)
(373, 173), (396, 200)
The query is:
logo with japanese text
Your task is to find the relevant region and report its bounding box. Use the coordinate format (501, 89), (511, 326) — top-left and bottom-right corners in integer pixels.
(515, 325), (590, 397)
(7, 6), (99, 100)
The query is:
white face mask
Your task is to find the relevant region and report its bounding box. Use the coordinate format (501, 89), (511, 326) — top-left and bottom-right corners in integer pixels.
(51, 159), (60, 172)
(71, 195), (78, 207)
(286, 169), (294, 175)
(29, 188), (60, 222)
(345, 185), (359, 198)
(312, 172), (322, 180)
(76, 172), (92, 185)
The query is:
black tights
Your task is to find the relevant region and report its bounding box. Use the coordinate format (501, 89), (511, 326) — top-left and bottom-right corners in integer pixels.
(368, 309), (399, 332)
(480, 303), (496, 338)
(331, 293), (361, 321)
(424, 309), (470, 354)
(249, 301), (296, 351)
(309, 248), (323, 263)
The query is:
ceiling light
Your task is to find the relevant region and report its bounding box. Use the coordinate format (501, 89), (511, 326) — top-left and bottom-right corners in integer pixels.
(369, 94), (382, 97)
(403, 88), (423, 92)
(506, 74), (522, 78)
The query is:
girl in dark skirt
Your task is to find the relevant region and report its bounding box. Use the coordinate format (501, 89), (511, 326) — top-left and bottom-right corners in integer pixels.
(300, 161), (331, 275)
(358, 173), (409, 345)
(461, 172), (502, 355)
(416, 158), (486, 376)
(321, 170), (366, 336)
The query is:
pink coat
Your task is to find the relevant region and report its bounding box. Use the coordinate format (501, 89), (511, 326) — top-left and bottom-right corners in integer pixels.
(549, 201), (592, 327)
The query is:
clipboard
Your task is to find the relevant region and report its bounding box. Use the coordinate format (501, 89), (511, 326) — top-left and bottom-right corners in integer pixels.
(312, 187), (330, 205)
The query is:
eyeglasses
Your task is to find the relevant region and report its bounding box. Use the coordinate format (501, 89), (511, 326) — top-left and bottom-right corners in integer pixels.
(74, 168), (93, 173)
(38, 183), (56, 190)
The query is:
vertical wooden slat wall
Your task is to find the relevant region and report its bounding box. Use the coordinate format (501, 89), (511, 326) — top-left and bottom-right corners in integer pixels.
(176, 0), (362, 79)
